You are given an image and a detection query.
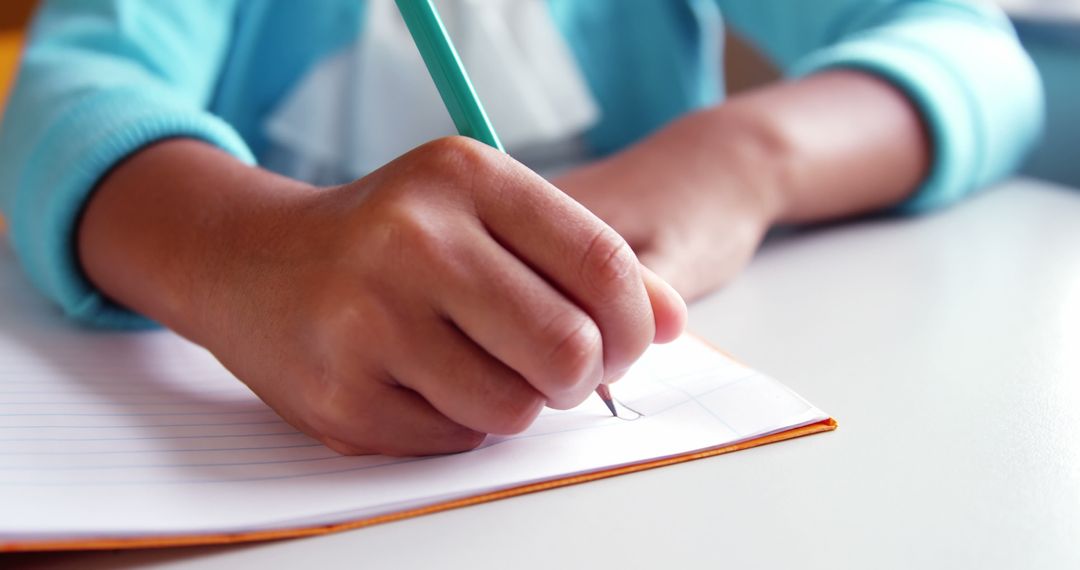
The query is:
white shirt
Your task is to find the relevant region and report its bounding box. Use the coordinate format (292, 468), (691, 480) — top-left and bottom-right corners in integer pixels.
(262, 0), (600, 185)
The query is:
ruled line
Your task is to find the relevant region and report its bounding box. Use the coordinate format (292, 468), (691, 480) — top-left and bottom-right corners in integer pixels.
(0, 443), (323, 456)
(0, 420), (285, 429)
(0, 411), (276, 417)
(0, 431), (303, 442)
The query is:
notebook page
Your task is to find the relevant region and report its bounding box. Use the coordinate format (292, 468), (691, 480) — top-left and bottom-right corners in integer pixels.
(0, 242), (828, 542)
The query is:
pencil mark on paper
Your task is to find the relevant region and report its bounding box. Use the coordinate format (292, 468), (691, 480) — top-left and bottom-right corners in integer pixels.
(612, 398), (644, 421)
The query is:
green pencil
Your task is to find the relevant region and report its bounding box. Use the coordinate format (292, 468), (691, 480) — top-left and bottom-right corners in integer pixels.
(394, 0), (505, 152)
(394, 0), (618, 418)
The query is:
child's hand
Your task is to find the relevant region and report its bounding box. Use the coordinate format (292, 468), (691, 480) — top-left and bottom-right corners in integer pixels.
(214, 138), (689, 455)
(81, 137), (685, 456)
(556, 70), (932, 300)
(554, 116), (782, 300)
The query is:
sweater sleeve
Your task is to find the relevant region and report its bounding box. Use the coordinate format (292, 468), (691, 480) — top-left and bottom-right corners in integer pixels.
(717, 0), (1044, 212)
(0, 0), (254, 328)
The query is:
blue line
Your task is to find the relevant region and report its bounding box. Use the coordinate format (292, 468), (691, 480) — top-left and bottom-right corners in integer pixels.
(0, 401), (255, 406)
(0, 370), (781, 486)
(0, 389), (249, 397)
(0, 452), (345, 471)
(0, 420), (284, 429)
(0, 385), (246, 392)
(0, 443), (323, 456)
(0, 431), (302, 442)
(0, 456), (434, 486)
(0, 393), (710, 485)
(0, 410), (274, 417)
(0, 379), (239, 387)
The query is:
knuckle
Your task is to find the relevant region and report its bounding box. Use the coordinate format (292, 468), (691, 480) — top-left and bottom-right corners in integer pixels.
(320, 435), (370, 456)
(372, 442), (415, 458)
(297, 370), (488, 456)
(541, 311), (602, 400)
(312, 415), (376, 456)
(419, 136), (496, 177)
(300, 381), (379, 453)
(313, 294), (381, 353)
(580, 226), (638, 296)
(298, 382), (342, 433)
(307, 405), (368, 449)
(372, 440), (415, 458)
(399, 423), (486, 457)
(371, 201), (453, 266)
(446, 428), (488, 453)
(403, 218), (452, 264)
(490, 391), (544, 435)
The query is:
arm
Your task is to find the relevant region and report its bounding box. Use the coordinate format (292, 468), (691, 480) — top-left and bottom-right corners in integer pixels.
(556, 1), (1043, 297)
(5, 3), (685, 455)
(78, 137), (685, 455)
(628, 69), (933, 225)
(0, 0), (249, 327)
(556, 70), (929, 296)
(719, 0), (1044, 211)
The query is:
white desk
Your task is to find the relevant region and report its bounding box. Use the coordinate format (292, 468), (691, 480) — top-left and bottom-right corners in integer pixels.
(10, 178), (1080, 569)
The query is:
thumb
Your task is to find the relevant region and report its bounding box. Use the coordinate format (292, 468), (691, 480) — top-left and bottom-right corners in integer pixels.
(639, 261), (687, 344)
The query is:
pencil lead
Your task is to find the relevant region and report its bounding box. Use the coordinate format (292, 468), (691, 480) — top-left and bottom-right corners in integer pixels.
(602, 397), (618, 417)
(595, 384), (618, 417)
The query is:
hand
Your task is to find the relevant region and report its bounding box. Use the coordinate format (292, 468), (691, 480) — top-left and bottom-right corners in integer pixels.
(80, 137), (686, 457)
(554, 112), (782, 300)
(556, 70), (932, 301)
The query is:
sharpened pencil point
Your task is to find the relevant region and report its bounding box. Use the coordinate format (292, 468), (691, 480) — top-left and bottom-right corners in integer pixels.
(595, 384), (618, 417)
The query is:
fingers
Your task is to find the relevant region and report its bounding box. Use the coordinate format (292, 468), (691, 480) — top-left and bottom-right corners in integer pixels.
(639, 264), (687, 344)
(299, 138), (686, 456)
(388, 318), (546, 434)
(470, 162), (655, 381)
(315, 383), (487, 457)
(428, 225), (605, 409)
(638, 246), (717, 302)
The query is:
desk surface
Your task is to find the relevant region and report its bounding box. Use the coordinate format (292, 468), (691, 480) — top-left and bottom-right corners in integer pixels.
(10, 178), (1080, 569)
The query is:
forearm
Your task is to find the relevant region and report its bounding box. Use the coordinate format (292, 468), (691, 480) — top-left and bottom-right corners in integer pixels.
(77, 139), (315, 341)
(661, 69), (932, 225)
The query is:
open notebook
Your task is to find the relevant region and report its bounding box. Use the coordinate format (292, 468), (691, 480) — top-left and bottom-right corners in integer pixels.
(0, 241), (834, 551)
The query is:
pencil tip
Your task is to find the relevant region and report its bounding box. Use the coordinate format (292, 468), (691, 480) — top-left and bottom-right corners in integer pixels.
(595, 384), (618, 417)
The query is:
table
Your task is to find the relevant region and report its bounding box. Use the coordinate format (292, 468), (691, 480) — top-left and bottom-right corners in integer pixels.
(10, 177), (1080, 569)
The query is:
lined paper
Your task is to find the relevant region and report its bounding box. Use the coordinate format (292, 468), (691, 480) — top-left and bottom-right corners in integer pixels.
(0, 242), (828, 544)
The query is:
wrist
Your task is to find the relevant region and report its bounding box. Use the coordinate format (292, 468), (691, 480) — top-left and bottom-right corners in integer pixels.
(78, 139), (316, 343)
(170, 161), (319, 350)
(703, 71), (931, 224)
(665, 103), (795, 228)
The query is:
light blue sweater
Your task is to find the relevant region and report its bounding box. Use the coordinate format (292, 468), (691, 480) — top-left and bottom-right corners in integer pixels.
(0, 0), (1043, 327)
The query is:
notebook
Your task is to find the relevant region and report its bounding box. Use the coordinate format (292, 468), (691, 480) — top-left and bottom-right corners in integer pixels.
(0, 240), (834, 551)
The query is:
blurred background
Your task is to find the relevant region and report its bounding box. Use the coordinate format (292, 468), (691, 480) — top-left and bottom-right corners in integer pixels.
(2, 0), (1078, 188)
(0, 0), (32, 116)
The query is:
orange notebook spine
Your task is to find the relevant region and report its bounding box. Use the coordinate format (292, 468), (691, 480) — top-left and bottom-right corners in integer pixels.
(2, 418), (836, 553)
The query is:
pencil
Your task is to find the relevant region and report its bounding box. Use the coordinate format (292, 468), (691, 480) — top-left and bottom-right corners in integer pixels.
(395, 0), (617, 417)
(394, 0), (504, 152)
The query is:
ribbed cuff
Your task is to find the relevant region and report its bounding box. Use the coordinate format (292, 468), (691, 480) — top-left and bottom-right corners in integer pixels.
(10, 88), (255, 328)
(790, 19), (1042, 213)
